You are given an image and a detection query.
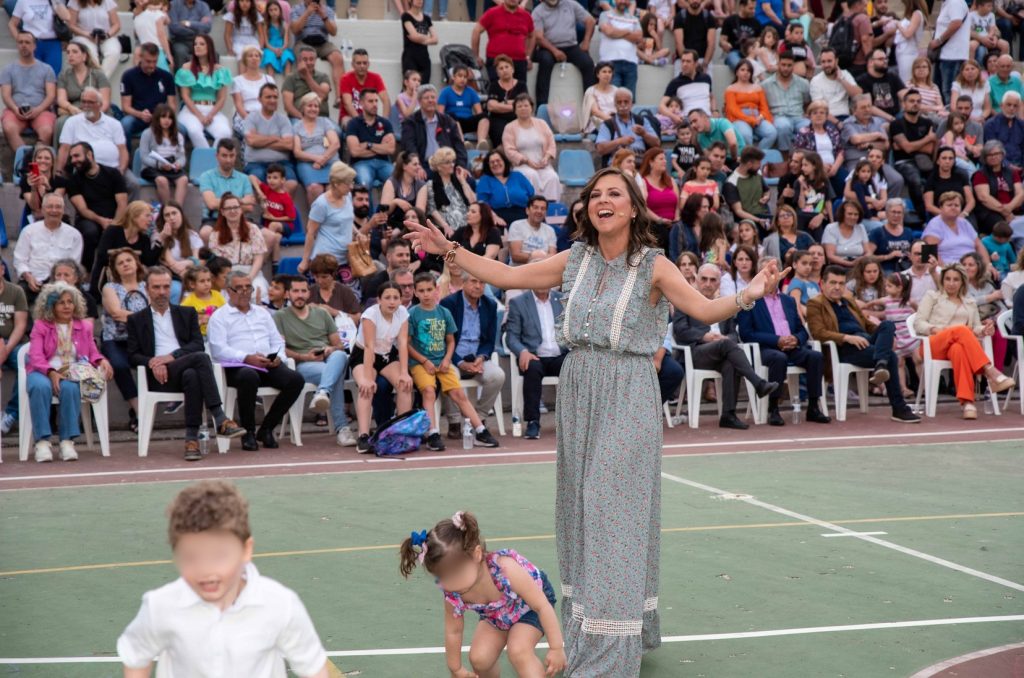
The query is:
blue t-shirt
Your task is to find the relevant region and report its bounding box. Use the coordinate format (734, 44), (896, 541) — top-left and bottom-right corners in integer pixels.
(475, 172), (534, 210)
(345, 115), (394, 161)
(438, 85), (481, 120)
(408, 304), (456, 365)
(982, 235), (1016, 276)
(309, 192), (354, 263)
(198, 168), (253, 219)
(755, 0), (784, 26)
(869, 226), (919, 274)
(787, 278), (820, 304)
(119, 66), (176, 114)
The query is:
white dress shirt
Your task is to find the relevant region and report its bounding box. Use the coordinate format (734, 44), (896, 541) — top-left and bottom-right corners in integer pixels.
(13, 221), (83, 283)
(152, 307), (181, 357)
(532, 293), (561, 358)
(117, 563), (327, 678)
(207, 303), (285, 364)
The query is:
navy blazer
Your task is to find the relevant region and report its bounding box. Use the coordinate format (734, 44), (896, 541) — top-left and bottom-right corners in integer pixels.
(737, 293), (809, 348)
(440, 291), (497, 363)
(505, 291), (567, 357)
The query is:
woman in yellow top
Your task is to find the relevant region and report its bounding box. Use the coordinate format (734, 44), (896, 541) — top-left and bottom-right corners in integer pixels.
(179, 266), (225, 336)
(724, 60), (777, 151)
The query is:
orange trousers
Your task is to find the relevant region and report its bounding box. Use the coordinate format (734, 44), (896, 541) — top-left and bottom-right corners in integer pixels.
(928, 326), (991, 403)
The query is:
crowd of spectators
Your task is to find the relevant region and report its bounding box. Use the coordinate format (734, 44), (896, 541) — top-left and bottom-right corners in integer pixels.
(3, 0), (1024, 461)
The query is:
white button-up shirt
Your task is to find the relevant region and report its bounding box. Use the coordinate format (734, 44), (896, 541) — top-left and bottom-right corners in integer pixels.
(13, 221), (83, 283)
(152, 307), (181, 357)
(207, 303), (285, 364)
(532, 293), (561, 358)
(117, 563), (327, 678)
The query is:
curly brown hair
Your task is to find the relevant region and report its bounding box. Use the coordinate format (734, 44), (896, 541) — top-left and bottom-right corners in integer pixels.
(167, 481), (251, 548)
(572, 167), (659, 264)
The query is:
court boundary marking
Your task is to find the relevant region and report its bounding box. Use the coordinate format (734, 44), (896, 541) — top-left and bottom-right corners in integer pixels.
(907, 641), (1024, 678)
(661, 471), (1024, 593)
(2, 429), (1021, 489)
(2, 510), (1021, 578)
(2, 615), (1022, 663)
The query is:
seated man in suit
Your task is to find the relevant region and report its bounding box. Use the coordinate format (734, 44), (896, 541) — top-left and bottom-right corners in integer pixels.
(126, 267), (244, 461)
(506, 284), (568, 439)
(806, 265), (921, 423)
(738, 260), (831, 426)
(439, 271), (506, 439)
(673, 264), (778, 430)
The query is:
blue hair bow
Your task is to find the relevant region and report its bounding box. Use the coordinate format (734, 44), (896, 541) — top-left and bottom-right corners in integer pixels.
(410, 530), (428, 547)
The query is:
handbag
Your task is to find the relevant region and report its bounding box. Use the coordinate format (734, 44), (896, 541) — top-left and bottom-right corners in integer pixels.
(65, 361), (106, 403)
(347, 239), (376, 278)
(51, 0), (71, 42)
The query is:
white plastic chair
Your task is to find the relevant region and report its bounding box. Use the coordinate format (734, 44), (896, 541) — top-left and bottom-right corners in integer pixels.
(997, 310), (1022, 414)
(906, 314), (999, 417)
(670, 341), (757, 429)
(211, 360), (305, 451)
(744, 341), (829, 424)
(135, 365), (186, 457)
(433, 352), (507, 436)
(17, 347), (110, 461)
(821, 340), (871, 421)
(286, 357), (361, 435)
(502, 335), (559, 434)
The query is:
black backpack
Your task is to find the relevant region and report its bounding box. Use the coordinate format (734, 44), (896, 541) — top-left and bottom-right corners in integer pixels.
(828, 15), (858, 70)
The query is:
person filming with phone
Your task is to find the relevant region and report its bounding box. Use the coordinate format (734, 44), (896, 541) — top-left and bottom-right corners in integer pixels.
(208, 270), (304, 451)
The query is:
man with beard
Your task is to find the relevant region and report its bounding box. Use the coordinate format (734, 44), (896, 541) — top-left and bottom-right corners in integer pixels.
(856, 49), (906, 122)
(57, 87), (138, 199)
(889, 89), (936, 219)
(351, 185), (390, 261)
(672, 0), (716, 68)
(810, 48), (862, 121)
(761, 52), (811, 152)
(65, 141), (128, 271)
(361, 239), (413, 305)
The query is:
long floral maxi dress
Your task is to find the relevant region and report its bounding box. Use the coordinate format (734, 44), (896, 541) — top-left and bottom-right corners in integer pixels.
(554, 242), (670, 677)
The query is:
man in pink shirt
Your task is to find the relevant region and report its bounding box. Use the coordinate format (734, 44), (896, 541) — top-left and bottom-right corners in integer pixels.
(472, 0), (535, 85)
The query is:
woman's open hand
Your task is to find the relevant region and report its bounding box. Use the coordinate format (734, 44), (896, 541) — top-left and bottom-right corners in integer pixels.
(403, 218), (452, 256)
(745, 258), (791, 301)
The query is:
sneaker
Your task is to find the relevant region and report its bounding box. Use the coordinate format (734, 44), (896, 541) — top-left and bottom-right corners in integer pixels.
(869, 363), (890, 386)
(34, 440), (53, 463)
(890, 406), (921, 423)
(356, 433), (374, 454)
(474, 428), (499, 447)
(426, 432), (446, 451)
(525, 420), (540, 439)
(0, 412), (15, 434)
(310, 390), (331, 414)
(539, 402), (549, 414)
(336, 426), (357, 447)
(163, 401), (184, 415)
(59, 440), (78, 461)
(447, 423), (462, 440)
(347, 6), (357, 18)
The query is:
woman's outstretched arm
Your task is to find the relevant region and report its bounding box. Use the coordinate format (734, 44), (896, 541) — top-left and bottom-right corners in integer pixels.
(404, 218), (570, 291)
(652, 255), (789, 325)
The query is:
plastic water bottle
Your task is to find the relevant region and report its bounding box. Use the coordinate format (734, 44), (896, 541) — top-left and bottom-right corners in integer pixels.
(792, 401), (802, 425)
(559, 62), (567, 78)
(462, 418), (474, 449)
(512, 415), (522, 438)
(198, 424), (209, 455)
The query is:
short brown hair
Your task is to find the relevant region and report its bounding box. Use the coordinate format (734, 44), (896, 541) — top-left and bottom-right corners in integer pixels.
(167, 481), (251, 548)
(309, 253), (339, 276)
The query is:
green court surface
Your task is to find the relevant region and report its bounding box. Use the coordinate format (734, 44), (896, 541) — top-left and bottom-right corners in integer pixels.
(2, 442), (1023, 677)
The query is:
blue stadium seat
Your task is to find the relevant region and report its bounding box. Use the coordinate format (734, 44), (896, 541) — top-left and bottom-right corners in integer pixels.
(537, 103), (583, 143)
(188, 148), (217, 186)
(133, 149), (152, 186)
(761, 149), (783, 187)
(558, 149), (594, 188)
(280, 209), (306, 246)
(547, 201), (568, 217)
(12, 145), (33, 186)
(277, 257), (302, 275)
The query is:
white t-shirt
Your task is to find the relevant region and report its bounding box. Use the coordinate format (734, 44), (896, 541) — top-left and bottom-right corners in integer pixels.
(117, 563), (327, 678)
(810, 70), (858, 117)
(508, 219), (558, 266)
(133, 7), (164, 46)
(59, 113), (126, 169)
(357, 303), (408, 355)
(166, 229), (204, 261)
(68, 0), (116, 33)
(936, 0), (971, 61)
(13, 0), (57, 39)
(598, 11), (640, 63)
(814, 131), (835, 165)
(231, 73), (275, 115)
(968, 9), (996, 36)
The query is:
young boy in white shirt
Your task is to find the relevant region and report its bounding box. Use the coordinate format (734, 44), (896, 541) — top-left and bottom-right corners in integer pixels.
(969, 0), (1010, 64)
(117, 481), (329, 678)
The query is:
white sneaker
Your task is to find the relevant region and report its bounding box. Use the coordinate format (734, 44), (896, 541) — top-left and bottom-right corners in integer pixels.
(0, 412), (15, 434)
(35, 440), (53, 462)
(310, 390), (331, 414)
(336, 426), (357, 447)
(59, 440), (78, 461)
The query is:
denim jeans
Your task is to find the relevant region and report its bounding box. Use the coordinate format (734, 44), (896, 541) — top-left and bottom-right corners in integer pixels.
(121, 115), (151, 140)
(424, 0), (448, 18)
(295, 350), (350, 430)
(2, 343), (25, 418)
(244, 161), (297, 182)
(353, 158), (393, 191)
(772, 116), (808, 151)
(937, 60), (964, 106)
(732, 119), (779, 150)
(611, 60), (638, 99)
(27, 371), (82, 441)
(724, 50), (743, 70)
(35, 40), (62, 78)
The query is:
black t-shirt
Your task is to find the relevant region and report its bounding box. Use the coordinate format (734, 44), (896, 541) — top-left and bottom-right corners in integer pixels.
(19, 173), (67, 208)
(889, 115), (934, 163)
(923, 168), (969, 201)
(856, 71), (906, 117)
(345, 115), (394, 161)
(401, 12), (431, 58)
(66, 165), (127, 219)
(452, 225), (501, 257)
(673, 9), (716, 58)
(869, 225), (918, 273)
(721, 15), (761, 49)
(486, 78), (528, 122)
(119, 66), (176, 114)
(781, 39), (810, 62)
(778, 171), (801, 208)
(672, 143), (700, 172)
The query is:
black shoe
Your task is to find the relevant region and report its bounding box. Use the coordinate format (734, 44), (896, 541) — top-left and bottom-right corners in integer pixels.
(891, 406), (921, 423)
(870, 362), (891, 386)
(755, 380), (780, 399)
(525, 420), (540, 439)
(719, 412), (749, 430)
(128, 409), (138, 434)
(426, 432), (446, 451)
(241, 431), (259, 451)
(256, 428), (279, 449)
(475, 428), (499, 447)
(806, 407), (832, 424)
(767, 407), (786, 426)
(447, 425), (462, 440)
(356, 433), (374, 454)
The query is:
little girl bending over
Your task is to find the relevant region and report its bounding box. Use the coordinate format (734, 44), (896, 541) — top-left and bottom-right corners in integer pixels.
(400, 511), (565, 678)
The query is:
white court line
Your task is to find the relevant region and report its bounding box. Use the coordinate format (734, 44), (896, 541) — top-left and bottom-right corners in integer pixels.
(662, 427), (1024, 449)
(661, 471), (1024, 593)
(821, 531), (888, 537)
(908, 640), (1024, 678)
(2, 615), (1021, 663)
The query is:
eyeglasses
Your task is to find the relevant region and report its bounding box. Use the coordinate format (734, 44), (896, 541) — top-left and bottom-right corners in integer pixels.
(230, 285), (254, 292)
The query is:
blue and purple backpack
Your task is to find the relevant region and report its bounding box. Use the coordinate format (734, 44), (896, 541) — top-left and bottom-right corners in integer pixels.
(370, 410), (431, 456)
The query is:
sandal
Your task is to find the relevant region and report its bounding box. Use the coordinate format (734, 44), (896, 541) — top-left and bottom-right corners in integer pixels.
(314, 413), (328, 427)
(962, 403), (977, 420)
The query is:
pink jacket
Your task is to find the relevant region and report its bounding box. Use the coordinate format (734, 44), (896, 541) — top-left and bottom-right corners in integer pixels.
(28, 319), (104, 375)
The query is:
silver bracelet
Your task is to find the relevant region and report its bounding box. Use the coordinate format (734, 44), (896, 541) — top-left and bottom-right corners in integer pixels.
(734, 290), (755, 311)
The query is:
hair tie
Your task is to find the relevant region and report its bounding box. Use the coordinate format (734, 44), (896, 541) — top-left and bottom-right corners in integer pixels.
(410, 529), (429, 563)
(451, 512), (465, 530)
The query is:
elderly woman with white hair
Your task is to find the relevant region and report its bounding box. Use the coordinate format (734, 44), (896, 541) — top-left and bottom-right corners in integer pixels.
(293, 91), (341, 206)
(502, 92), (562, 202)
(416, 146), (476, 236)
(26, 281), (112, 462)
(298, 161), (357, 275)
(869, 198), (919, 274)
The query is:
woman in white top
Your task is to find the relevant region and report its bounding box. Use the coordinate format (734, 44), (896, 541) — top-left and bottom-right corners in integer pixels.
(224, 0), (265, 62)
(580, 61), (616, 134)
(894, 0), (926, 85)
(951, 59), (993, 123)
(351, 281), (414, 452)
(231, 45), (275, 136)
(1000, 249), (1024, 307)
(501, 93), (561, 203)
(66, 0), (121, 78)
